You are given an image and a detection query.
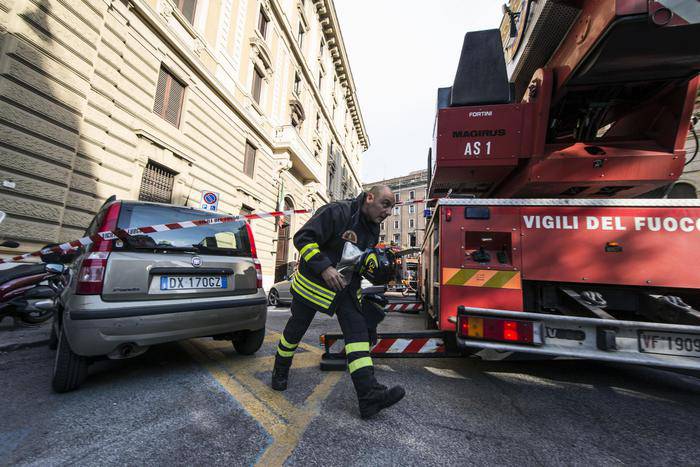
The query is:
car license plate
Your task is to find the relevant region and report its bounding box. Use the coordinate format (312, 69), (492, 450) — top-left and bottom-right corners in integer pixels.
(639, 331), (700, 358)
(160, 276), (227, 290)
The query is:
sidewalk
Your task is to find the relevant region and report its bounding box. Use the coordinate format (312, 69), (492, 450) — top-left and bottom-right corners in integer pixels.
(0, 317), (51, 352)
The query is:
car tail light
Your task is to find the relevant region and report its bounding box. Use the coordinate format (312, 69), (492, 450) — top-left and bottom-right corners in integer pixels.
(76, 202), (120, 295)
(245, 222), (263, 289)
(458, 315), (542, 345)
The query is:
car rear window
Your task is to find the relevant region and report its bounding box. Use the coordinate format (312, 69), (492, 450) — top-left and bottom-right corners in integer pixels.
(116, 204), (252, 257)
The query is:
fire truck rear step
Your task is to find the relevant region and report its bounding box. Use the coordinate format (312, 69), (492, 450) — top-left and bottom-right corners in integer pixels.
(320, 331), (459, 371)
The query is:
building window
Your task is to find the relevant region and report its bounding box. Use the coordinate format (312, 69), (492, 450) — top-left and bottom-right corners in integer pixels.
(408, 204), (415, 214)
(251, 67), (264, 104)
(244, 141), (257, 178)
(316, 112), (321, 131)
(327, 152), (336, 192)
(240, 204), (254, 216)
(153, 66), (186, 127)
(409, 218), (415, 229)
(393, 220), (399, 230)
(139, 161), (176, 203)
(175, 0), (197, 24)
(393, 233), (400, 245)
(379, 235), (385, 243)
(394, 193), (400, 203)
(409, 190), (415, 200)
(409, 233), (416, 247)
(294, 71), (302, 96)
(393, 206), (400, 216)
(257, 7), (269, 39)
(297, 23), (304, 47)
(380, 222), (385, 231)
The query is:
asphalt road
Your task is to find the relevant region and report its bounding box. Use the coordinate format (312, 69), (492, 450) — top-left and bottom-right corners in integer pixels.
(2, 307), (700, 466)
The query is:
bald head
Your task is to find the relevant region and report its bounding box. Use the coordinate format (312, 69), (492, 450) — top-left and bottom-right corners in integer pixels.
(362, 185), (394, 224)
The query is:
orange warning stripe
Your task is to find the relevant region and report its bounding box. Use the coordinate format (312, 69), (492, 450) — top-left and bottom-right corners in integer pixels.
(442, 268), (522, 289)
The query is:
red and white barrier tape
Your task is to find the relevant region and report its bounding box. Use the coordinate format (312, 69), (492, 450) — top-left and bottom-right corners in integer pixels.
(0, 196), (437, 264)
(0, 208), (311, 264)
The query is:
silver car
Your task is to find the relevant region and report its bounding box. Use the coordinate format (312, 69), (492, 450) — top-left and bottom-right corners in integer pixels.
(268, 276), (293, 307)
(268, 275), (379, 307)
(52, 200), (267, 392)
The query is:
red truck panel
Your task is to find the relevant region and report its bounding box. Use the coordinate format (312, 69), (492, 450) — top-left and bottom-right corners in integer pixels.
(430, 201), (700, 330)
(520, 206), (700, 288)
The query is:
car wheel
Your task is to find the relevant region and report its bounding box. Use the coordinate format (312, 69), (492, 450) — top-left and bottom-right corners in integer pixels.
(268, 289), (280, 307)
(52, 327), (88, 393)
(232, 328), (265, 355)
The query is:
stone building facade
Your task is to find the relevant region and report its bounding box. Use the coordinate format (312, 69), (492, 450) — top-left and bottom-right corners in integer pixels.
(364, 170), (428, 250)
(0, 0), (368, 288)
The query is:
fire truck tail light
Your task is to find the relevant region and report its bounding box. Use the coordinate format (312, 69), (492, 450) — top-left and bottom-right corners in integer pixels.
(458, 315), (542, 345)
(446, 208), (453, 222)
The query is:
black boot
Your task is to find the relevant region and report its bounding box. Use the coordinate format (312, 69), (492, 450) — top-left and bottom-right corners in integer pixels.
(371, 367), (387, 391)
(352, 368), (405, 419)
(271, 355), (292, 391)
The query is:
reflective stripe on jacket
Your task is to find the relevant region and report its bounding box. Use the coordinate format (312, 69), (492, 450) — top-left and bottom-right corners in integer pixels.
(291, 193), (379, 315)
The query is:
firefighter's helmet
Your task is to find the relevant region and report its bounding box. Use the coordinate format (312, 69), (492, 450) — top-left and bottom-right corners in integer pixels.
(360, 248), (397, 285)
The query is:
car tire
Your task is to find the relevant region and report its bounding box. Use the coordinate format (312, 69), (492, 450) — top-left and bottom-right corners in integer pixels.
(268, 288), (280, 307)
(52, 327), (88, 393)
(233, 328), (265, 355)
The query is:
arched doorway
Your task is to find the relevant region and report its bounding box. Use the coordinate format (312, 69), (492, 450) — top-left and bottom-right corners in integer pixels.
(274, 197), (295, 283)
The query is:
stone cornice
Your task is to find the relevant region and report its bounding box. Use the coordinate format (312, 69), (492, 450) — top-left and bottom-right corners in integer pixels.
(313, 0), (369, 151)
(268, 0), (364, 186)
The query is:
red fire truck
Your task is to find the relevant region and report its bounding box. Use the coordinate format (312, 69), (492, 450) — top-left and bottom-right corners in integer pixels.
(321, 0), (700, 372)
(419, 0), (700, 370)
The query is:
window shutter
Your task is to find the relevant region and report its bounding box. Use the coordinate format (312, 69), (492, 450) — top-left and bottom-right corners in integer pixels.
(153, 66), (185, 127)
(153, 69), (168, 116)
(165, 78), (185, 126)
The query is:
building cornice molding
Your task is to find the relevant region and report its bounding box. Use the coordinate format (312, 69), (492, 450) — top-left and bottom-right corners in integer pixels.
(313, 0), (369, 151)
(268, 0), (364, 186)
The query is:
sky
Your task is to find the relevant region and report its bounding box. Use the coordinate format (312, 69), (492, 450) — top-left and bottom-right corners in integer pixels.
(334, 0), (503, 184)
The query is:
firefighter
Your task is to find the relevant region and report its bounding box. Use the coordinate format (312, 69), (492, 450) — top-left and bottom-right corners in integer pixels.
(270, 185), (405, 419)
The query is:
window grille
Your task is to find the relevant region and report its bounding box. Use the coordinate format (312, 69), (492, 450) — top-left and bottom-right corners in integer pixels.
(139, 161), (176, 203)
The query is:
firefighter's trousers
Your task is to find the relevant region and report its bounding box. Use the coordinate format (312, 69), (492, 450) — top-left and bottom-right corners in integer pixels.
(274, 290), (377, 395)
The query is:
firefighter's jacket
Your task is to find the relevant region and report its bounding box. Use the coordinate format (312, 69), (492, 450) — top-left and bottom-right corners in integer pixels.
(291, 192), (379, 315)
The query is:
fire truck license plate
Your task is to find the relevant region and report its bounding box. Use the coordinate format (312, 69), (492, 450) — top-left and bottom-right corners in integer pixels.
(639, 331), (700, 358)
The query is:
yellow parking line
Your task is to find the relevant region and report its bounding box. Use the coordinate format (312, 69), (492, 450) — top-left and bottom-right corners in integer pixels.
(184, 332), (341, 466)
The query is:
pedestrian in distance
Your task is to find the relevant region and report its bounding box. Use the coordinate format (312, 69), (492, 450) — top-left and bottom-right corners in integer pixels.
(270, 185), (405, 419)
